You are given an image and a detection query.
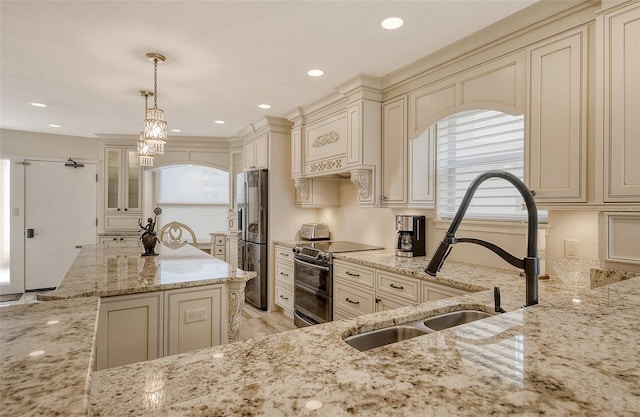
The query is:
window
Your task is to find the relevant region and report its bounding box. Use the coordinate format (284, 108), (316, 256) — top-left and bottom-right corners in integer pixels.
(156, 165), (229, 240)
(436, 109), (544, 221)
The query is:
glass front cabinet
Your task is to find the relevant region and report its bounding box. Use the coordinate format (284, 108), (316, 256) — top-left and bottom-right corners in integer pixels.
(104, 146), (143, 231)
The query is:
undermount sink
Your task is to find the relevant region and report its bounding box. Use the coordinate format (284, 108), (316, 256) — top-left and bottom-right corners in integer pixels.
(344, 322), (431, 352)
(344, 309), (496, 352)
(422, 310), (495, 331)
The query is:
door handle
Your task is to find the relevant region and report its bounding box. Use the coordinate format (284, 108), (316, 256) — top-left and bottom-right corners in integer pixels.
(26, 228), (37, 238)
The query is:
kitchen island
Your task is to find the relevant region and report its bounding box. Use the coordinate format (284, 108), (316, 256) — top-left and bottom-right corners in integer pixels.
(88, 250), (640, 416)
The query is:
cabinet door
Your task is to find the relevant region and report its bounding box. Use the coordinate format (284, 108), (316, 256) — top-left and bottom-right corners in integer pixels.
(527, 29), (587, 202)
(96, 292), (162, 370)
(105, 147), (122, 211)
(243, 140), (256, 171)
(254, 134), (268, 169)
(409, 125), (435, 208)
(165, 285), (225, 356)
(381, 97), (407, 204)
(124, 149), (141, 211)
(602, 3), (640, 202)
(226, 236), (238, 269)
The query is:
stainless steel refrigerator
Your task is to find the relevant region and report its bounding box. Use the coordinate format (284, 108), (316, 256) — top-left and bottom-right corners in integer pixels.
(237, 169), (268, 310)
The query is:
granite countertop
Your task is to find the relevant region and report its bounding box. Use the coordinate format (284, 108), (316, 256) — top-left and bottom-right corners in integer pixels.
(38, 243), (255, 301)
(0, 297), (100, 417)
(88, 245), (640, 416)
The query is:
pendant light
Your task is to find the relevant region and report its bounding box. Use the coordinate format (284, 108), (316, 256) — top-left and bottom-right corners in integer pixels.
(138, 90), (155, 167)
(143, 52), (167, 155)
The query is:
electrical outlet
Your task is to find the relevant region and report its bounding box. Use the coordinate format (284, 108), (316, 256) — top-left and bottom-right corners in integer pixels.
(564, 239), (578, 259)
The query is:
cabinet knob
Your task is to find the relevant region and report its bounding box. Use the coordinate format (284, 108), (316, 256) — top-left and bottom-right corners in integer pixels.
(381, 195), (387, 201)
(530, 190), (537, 197)
(117, 208), (121, 211)
(124, 208), (128, 211)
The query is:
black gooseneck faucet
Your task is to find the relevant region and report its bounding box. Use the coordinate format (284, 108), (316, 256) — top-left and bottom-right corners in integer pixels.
(425, 170), (539, 307)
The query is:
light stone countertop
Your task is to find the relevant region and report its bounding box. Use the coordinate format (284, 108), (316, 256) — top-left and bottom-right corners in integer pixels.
(0, 296), (100, 417)
(87, 245), (640, 416)
(38, 243), (255, 301)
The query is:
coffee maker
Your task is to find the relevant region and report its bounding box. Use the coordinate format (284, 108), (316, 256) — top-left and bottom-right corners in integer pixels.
(395, 215), (426, 257)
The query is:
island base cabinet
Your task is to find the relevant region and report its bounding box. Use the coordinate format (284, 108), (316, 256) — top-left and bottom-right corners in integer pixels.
(96, 292), (163, 371)
(165, 285), (225, 356)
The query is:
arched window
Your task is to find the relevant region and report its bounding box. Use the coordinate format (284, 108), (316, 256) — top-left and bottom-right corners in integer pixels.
(156, 165), (229, 240)
(436, 109), (545, 221)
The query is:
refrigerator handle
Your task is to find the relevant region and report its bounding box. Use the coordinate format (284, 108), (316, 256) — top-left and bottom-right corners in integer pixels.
(238, 208), (243, 232)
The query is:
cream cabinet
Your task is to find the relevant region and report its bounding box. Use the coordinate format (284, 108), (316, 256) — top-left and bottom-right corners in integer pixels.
(527, 28), (588, 203)
(243, 133), (268, 171)
(274, 245), (294, 317)
(103, 146), (143, 231)
(381, 96), (435, 208)
(164, 285), (224, 356)
(333, 260), (425, 319)
(96, 292), (163, 370)
(422, 281), (469, 302)
(210, 233), (226, 260)
(599, 2), (640, 202)
(98, 235), (140, 247)
(226, 234), (239, 269)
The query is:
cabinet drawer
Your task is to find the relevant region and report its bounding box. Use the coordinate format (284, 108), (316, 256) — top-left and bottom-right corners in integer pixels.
(275, 261), (294, 287)
(334, 281), (375, 317)
(422, 281), (469, 302)
(376, 270), (420, 303)
(215, 236), (226, 246)
(333, 260), (375, 288)
(333, 307), (357, 321)
(214, 246), (225, 256)
(274, 245), (294, 264)
(275, 284), (294, 311)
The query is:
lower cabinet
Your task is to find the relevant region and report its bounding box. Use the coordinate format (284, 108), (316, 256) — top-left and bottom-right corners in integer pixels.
(333, 259), (470, 320)
(209, 233), (227, 260)
(98, 235), (140, 247)
(164, 286), (224, 356)
(96, 284), (226, 370)
(96, 292), (163, 370)
(274, 245), (294, 317)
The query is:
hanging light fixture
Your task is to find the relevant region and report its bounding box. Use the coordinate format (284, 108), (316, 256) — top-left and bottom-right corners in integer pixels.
(138, 90), (155, 167)
(143, 52), (167, 155)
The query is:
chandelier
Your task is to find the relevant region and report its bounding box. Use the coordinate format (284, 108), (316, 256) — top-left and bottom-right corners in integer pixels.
(143, 52), (167, 155)
(138, 90), (155, 167)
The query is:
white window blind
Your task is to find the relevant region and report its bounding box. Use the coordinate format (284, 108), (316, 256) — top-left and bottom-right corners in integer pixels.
(436, 109), (531, 220)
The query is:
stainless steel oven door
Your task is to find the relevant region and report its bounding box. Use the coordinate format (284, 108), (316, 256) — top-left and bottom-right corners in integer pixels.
(293, 284), (332, 325)
(293, 257), (331, 295)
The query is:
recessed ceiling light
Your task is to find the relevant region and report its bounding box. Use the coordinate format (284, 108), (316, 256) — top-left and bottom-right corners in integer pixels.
(48, 124), (61, 128)
(30, 102), (47, 107)
(213, 120), (226, 124)
(171, 129), (182, 133)
(307, 69), (324, 77)
(381, 17), (403, 30)
(258, 104), (271, 109)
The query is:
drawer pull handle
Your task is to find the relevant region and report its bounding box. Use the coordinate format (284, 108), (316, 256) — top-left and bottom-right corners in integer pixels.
(280, 252), (289, 257)
(345, 297), (360, 305)
(389, 283), (404, 290)
(279, 295), (289, 300)
(280, 272), (289, 277)
(346, 271), (360, 277)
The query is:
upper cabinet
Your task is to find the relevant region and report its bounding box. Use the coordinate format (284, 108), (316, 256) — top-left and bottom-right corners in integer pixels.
(598, 1), (640, 203)
(381, 96), (435, 208)
(243, 133), (268, 171)
(526, 27), (588, 203)
(104, 146), (143, 231)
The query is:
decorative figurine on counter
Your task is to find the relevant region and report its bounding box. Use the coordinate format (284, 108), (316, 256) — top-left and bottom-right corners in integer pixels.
(139, 207), (162, 256)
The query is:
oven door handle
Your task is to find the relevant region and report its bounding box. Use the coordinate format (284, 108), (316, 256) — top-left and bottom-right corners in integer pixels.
(294, 257), (330, 272)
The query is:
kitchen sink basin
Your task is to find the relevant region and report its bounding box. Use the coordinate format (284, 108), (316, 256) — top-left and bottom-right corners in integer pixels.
(344, 309), (496, 352)
(422, 310), (495, 331)
(344, 322), (431, 352)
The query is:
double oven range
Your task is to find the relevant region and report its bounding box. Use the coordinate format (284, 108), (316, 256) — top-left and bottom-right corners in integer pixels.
(292, 241), (383, 327)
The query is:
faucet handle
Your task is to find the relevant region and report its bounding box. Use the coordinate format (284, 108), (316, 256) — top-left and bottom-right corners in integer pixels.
(494, 287), (506, 313)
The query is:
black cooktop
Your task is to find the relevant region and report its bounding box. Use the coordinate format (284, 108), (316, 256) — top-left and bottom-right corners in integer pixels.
(297, 240), (383, 254)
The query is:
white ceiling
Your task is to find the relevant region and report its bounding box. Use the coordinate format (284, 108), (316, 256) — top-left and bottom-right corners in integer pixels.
(1, 1), (539, 140)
